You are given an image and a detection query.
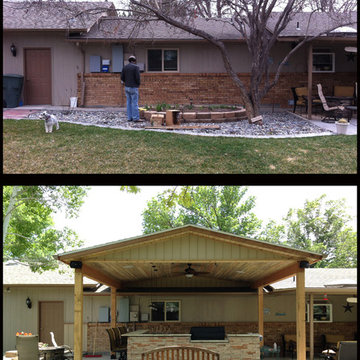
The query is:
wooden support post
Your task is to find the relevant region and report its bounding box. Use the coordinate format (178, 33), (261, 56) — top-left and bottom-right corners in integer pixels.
(111, 287), (117, 329)
(74, 268), (83, 360)
(258, 287), (264, 347)
(307, 43), (313, 120)
(309, 293), (314, 360)
(296, 268), (306, 360)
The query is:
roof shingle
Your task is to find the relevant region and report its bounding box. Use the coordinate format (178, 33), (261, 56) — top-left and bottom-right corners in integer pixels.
(3, 1), (116, 31)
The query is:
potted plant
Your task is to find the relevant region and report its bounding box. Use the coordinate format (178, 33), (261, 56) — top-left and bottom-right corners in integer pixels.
(335, 118), (349, 135)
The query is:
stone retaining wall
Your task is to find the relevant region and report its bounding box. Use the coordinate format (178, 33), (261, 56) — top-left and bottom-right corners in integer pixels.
(77, 72), (355, 108)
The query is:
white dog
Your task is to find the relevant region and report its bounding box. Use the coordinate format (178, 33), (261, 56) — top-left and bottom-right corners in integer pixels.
(39, 111), (60, 133)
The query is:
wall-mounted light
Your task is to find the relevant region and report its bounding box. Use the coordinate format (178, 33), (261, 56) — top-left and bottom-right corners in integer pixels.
(26, 297), (32, 309)
(10, 43), (16, 57)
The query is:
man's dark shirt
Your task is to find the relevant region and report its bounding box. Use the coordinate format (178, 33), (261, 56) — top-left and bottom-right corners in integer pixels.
(121, 63), (140, 88)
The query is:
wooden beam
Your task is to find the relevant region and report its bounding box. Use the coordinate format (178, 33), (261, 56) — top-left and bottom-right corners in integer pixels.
(309, 293), (314, 360)
(251, 262), (300, 288)
(258, 287), (264, 347)
(74, 268), (83, 360)
(307, 43), (313, 120)
(111, 287), (117, 329)
(296, 269), (306, 360)
(81, 263), (122, 289)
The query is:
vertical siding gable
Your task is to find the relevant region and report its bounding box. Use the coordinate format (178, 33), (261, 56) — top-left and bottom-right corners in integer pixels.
(86, 234), (287, 261)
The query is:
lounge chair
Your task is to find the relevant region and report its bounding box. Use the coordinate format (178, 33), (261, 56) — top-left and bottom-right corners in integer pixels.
(316, 84), (351, 122)
(49, 332), (73, 358)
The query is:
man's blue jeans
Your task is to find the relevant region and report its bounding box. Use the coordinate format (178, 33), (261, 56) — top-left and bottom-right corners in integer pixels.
(125, 87), (139, 120)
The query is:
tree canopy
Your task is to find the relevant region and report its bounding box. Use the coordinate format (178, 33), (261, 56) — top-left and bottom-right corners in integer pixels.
(3, 186), (89, 272)
(142, 186), (262, 236)
(259, 195), (357, 268)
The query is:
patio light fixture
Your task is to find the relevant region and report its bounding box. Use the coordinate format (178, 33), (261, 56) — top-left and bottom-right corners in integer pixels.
(185, 273), (194, 279)
(26, 297), (32, 309)
(10, 43), (16, 57)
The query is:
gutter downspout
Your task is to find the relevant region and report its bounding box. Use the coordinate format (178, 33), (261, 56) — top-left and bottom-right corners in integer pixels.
(79, 44), (86, 107)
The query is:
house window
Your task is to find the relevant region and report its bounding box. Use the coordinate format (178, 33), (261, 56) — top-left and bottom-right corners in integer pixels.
(306, 303), (333, 322)
(150, 300), (181, 322)
(312, 52), (335, 72)
(147, 49), (179, 72)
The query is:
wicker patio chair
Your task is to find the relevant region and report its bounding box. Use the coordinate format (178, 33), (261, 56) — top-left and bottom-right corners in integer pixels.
(106, 328), (127, 360)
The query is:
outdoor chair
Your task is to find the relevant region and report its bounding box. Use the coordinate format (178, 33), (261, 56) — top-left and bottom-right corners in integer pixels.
(337, 341), (357, 360)
(316, 84), (351, 122)
(281, 334), (309, 359)
(106, 328), (127, 360)
(141, 345), (219, 360)
(291, 87), (322, 113)
(334, 85), (355, 98)
(321, 334), (346, 352)
(49, 332), (73, 359)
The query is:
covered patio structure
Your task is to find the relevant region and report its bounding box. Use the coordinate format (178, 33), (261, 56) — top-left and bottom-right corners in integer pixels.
(56, 225), (323, 360)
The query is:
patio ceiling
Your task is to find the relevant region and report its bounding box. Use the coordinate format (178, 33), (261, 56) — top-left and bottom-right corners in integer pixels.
(56, 225), (323, 292)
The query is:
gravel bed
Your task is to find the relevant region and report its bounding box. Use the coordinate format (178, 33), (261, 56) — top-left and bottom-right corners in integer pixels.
(27, 110), (331, 138)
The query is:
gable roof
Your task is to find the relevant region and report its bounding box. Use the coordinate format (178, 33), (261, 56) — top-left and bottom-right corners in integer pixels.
(3, 1), (116, 32)
(56, 224), (323, 290)
(73, 12), (357, 41)
(3, 261), (97, 286)
(268, 11), (357, 37)
(272, 268), (357, 290)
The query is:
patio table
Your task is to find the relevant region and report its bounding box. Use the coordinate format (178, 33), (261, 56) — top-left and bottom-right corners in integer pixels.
(39, 346), (64, 360)
(325, 96), (354, 106)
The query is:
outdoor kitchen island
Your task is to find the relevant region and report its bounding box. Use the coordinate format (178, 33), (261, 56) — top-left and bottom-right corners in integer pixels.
(123, 329), (262, 360)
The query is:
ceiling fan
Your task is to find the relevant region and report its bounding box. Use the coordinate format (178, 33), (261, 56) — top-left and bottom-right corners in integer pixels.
(182, 263), (210, 278)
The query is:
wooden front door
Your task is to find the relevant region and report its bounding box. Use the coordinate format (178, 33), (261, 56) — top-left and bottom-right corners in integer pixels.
(39, 301), (64, 346)
(24, 48), (52, 105)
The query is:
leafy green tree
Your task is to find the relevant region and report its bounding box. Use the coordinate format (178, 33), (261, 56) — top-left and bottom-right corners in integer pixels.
(260, 195), (357, 268)
(3, 186), (89, 272)
(142, 186), (262, 236)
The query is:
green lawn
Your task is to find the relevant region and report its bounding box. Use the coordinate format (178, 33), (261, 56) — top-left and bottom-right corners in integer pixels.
(3, 119), (357, 174)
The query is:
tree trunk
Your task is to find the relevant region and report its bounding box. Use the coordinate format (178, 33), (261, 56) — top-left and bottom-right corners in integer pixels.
(3, 186), (21, 243)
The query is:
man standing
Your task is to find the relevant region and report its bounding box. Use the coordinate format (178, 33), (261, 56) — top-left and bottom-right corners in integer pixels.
(121, 55), (140, 122)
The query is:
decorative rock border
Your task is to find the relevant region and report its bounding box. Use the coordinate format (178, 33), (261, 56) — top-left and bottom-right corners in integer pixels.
(141, 107), (247, 124)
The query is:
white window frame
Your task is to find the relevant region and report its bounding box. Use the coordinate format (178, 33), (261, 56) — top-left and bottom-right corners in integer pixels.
(146, 48), (179, 73)
(306, 303), (333, 322)
(312, 52), (335, 73)
(150, 300), (181, 322)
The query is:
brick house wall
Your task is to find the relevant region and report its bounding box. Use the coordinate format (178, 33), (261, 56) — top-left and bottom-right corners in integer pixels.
(77, 72), (355, 108)
(87, 321), (357, 353)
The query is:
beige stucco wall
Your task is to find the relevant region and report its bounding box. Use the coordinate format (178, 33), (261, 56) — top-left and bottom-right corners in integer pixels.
(3, 31), (83, 105)
(2, 286), (356, 353)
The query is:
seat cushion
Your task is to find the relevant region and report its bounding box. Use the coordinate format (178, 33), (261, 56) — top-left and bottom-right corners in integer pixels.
(295, 87), (308, 105)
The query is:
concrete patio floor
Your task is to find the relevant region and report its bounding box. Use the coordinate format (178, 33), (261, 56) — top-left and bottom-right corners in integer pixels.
(3, 105), (357, 135)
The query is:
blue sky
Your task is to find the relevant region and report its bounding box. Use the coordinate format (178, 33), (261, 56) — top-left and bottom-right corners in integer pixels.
(53, 186), (357, 249)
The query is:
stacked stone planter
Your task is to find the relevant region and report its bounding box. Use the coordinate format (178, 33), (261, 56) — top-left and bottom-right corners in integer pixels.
(142, 108), (247, 124)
